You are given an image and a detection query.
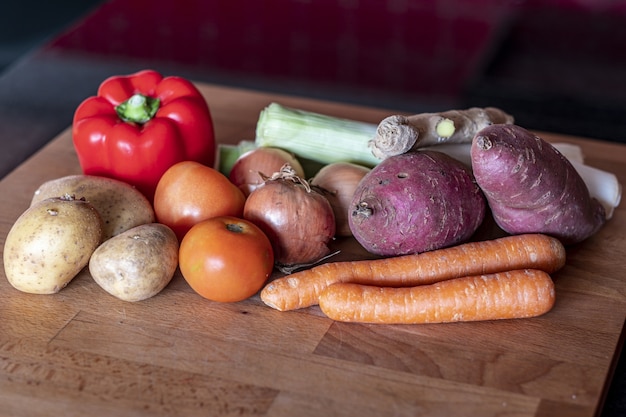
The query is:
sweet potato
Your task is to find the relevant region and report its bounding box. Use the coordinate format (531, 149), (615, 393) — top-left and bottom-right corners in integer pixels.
(348, 150), (486, 256)
(471, 124), (606, 244)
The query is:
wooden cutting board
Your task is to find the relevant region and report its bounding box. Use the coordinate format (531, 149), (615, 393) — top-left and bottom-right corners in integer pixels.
(0, 83), (625, 417)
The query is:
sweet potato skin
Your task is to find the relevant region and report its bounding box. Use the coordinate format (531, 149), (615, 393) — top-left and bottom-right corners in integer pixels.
(471, 124), (606, 244)
(348, 150), (486, 256)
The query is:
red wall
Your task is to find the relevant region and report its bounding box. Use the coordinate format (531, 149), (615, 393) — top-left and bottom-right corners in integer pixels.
(48, 0), (515, 99)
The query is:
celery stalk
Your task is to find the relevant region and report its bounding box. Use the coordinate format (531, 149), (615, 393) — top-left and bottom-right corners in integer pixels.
(255, 103), (380, 167)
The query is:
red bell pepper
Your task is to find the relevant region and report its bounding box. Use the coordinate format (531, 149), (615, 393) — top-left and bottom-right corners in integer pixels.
(72, 69), (216, 202)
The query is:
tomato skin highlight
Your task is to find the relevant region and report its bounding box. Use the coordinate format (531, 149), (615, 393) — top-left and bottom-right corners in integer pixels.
(179, 216), (274, 302)
(154, 161), (246, 241)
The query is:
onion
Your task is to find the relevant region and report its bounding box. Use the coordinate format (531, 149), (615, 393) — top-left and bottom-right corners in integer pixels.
(229, 147), (304, 196)
(310, 162), (371, 236)
(243, 164), (336, 267)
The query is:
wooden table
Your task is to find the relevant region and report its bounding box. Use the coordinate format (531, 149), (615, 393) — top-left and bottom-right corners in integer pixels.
(1, 83), (625, 417)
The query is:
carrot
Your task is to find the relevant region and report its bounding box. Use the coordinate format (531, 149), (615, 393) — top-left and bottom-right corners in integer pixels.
(260, 233), (565, 311)
(318, 269), (555, 324)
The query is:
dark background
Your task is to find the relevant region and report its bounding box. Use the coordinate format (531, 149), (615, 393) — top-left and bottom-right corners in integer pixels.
(0, 1), (102, 73)
(3, 1), (626, 147)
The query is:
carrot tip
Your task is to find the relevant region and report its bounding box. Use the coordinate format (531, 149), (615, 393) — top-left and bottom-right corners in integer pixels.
(262, 300), (282, 311)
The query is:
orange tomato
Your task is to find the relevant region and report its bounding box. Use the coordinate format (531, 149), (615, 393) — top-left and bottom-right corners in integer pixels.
(154, 161), (246, 241)
(179, 216), (275, 302)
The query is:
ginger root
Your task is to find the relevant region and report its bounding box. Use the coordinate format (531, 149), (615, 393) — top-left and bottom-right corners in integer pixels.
(369, 107), (514, 159)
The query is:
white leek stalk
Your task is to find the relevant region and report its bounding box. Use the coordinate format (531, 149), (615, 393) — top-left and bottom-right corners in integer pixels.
(567, 158), (622, 220)
(255, 103), (380, 167)
(552, 142), (585, 164)
(542, 143), (621, 219)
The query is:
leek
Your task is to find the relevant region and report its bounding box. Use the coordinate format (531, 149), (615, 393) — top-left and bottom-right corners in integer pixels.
(217, 140), (257, 176)
(255, 103), (381, 167)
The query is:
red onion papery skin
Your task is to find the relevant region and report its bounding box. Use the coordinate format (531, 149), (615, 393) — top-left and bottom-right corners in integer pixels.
(229, 147), (304, 196)
(243, 174), (336, 267)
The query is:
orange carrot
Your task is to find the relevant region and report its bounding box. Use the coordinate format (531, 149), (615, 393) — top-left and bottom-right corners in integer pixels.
(318, 269), (555, 324)
(260, 233), (565, 311)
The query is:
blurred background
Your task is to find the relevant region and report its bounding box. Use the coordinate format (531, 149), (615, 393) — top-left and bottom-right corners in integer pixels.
(0, 0), (625, 415)
(2, 0), (626, 141)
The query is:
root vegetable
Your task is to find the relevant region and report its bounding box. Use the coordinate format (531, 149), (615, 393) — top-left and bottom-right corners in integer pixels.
(471, 124), (607, 244)
(318, 269), (555, 324)
(310, 162), (371, 236)
(31, 174), (155, 240)
(349, 150), (486, 256)
(243, 164), (336, 267)
(260, 233), (565, 311)
(89, 223), (179, 302)
(416, 142), (622, 219)
(4, 195), (104, 294)
(369, 107), (514, 159)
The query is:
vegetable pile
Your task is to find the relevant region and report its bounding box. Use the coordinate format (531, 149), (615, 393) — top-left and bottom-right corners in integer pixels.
(3, 69), (623, 327)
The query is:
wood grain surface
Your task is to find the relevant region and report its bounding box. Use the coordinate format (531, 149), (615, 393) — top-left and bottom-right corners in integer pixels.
(0, 83), (625, 417)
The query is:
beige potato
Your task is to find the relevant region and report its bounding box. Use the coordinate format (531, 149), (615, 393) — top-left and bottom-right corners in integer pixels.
(89, 223), (179, 302)
(31, 175), (155, 240)
(4, 195), (104, 294)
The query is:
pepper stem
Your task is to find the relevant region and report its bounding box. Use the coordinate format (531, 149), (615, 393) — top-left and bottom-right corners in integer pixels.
(115, 93), (160, 124)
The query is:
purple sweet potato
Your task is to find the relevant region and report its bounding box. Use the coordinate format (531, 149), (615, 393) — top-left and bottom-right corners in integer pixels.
(471, 124), (606, 244)
(348, 150), (486, 256)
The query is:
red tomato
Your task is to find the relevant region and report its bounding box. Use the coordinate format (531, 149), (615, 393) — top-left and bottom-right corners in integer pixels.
(179, 216), (274, 302)
(154, 161), (246, 241)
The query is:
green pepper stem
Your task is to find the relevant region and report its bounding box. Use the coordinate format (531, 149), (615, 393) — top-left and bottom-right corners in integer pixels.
(115, 93), (160, 124)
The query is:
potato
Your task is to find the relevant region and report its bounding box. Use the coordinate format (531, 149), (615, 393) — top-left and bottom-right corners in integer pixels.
(471, 124), (606, 244)
(31, 175), (155, 240)
(349, 150), (486, 256)
(3, 195), (104, 294)
(89, 223), (179, 302)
